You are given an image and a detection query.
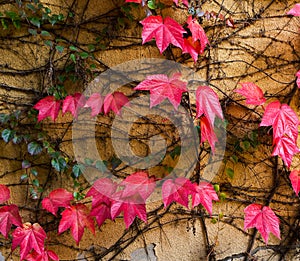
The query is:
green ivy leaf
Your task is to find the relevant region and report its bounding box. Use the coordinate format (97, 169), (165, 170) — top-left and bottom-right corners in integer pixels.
(28, 28), (37, 35)
(30, 169), (38, 176)
(44, 40), (53, 47)
(12, 134), (22, 144)
(55, 45), (64, 53)
(0, 114), (9, 123)
(2, 129), (15, 143)
(79, 52), (89, 59)
(69, 45), (78, 51)
(40, 30), (51, 36)
(29, 17), (41, 27)
(95, 160), (107, 172)
(22, 160), (31, 169)
(213, 184), (220, 192)
(26, 4), (36, 12)
(147, 0), (157, 9)
(28, 141), (43, 155)
(1, 19), (8, 29)
(84, 158), (94, 165)
(20, 174), (28, 182)
(70, 53), (76, 63)
(13, 20), (21, 29)
(51, 157), (67, 172)
(72, 164), (85, 178)
(226, 168), (234, 179)
(32, 179), (40, 187)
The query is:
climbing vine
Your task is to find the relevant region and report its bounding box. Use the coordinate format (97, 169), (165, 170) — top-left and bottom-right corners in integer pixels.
(0, 0), (300, 260)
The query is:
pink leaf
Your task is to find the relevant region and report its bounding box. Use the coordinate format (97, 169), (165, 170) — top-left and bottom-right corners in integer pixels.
(12, 222), (47, 260)
(103, 92), (129, 115)
(134, 73), (188, 110)
(62, 93), (86, 119)
(200, 116), (218, 152)
(0, 184), (10, 204)
(140, 16), (186, 53)
(244, 204), (280, 244)
(235, 82), (266, 105)
(89, 203), (112, 228)
(260, 101), (281, 127)
(58, 204), (95, 245)
(182, 36), (202, 62)
(196, 86), (223, 126)
(296, 70), (300, 88)
(261, 101), (299, 142)
(121, 172), (156, 202)
(260, 101), (300, 167)
(272, 136), (300, 168)
(289, 170), (300, 195)
(86, 178), (118, 227)
(110, 191), (147, 229)
(162, 177), (194, 208)
(287, 4), (300, 16)
(25, 249), (60, 261)
(0, 204), (22, 238)
(187, 16), (209, 54)
(42, 188), (74, 216)
(33, 96), (61, 122)
(84, 93), (104, 117)
(191, 182), (219, 215)
(86, 178), (118, 206)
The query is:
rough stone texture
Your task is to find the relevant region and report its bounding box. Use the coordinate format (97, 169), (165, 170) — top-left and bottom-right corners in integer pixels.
(0, 0), (300, 260)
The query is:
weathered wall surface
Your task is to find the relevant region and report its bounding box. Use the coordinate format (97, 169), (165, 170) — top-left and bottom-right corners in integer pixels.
(0, 0), (300, 260)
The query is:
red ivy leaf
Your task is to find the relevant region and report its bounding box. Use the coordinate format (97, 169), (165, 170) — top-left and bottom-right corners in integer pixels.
(86, 178), (118, 227)
(235, 82), (266, 106)
(103, 92), (129, 115)
(25, 249), (59, 261)
(86, 178), (118, 206)
(134, 73), (188, 110)
(287, 4), (300, 16)
(140, 16), (186, 53)
(225, 17), (235, 28)
(244, 204), (280, 244)
(261, 101), (299, 142)
(187, 16), (209, 54)
(260, 101), (281, 127)
(182, 36), (202, 62)
(191, 182), (219, 215)
(0, 204), (22, 238)
(58, 204), (95, 245)
(89, 202), (112, 228)
(86, 178), (117, 205)
(289, 170), (300, 196)
(62, 93), (86, 119)
(12, 222), (47, 260)
(162, 177), (194, 208)
(0, 184), (10, 204)
(260, 101), (299, 167)
(272, 136), (300, 168)
(84, 93), (104, 117)
(196, 86), (223, 126)
(121, 172), (156, 202)
(296, 70), (300, 89)
(34, 96), (61, 122)
(42, 188), (74, 216)
(111, 191), (147, 229)
(200, 116), (218, 152)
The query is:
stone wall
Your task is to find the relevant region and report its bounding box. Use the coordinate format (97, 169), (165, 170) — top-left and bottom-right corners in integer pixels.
(0, 0), (300, 260)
